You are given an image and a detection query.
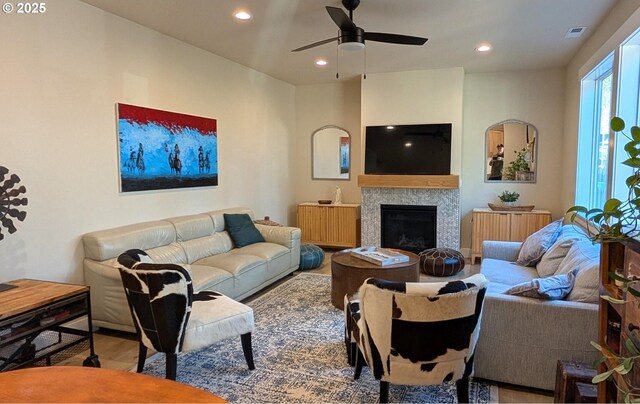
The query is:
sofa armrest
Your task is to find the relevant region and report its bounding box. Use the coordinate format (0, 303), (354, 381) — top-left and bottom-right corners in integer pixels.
(256, 224), (301, 250)
(474, 292), (599, 390)
(256, 224), (301, 270)
(482, 240), (522, 262)
(83, 258), (135, 332)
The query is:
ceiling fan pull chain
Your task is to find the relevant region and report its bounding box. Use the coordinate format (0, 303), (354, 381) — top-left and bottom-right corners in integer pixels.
(336, 44), (340, 79)
(363, 46), (367, 79)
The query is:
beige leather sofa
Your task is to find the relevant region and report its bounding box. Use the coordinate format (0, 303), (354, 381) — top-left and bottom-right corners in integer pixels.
(82, 207), (301, 332)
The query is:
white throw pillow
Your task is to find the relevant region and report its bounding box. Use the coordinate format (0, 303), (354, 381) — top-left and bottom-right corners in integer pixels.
(515, 219), (563, 267)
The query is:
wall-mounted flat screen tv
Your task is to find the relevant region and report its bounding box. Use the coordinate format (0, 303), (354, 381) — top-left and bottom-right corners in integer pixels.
(364, 123), (452, 175)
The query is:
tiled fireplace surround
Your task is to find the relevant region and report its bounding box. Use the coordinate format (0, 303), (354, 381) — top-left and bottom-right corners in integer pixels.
(361, 187), (461, 251)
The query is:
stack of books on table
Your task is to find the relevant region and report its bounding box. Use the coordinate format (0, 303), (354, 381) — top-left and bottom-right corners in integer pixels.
(349, 246), (410, 266)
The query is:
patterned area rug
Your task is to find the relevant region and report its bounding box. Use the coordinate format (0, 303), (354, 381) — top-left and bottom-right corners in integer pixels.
(143, 273), (498, 403)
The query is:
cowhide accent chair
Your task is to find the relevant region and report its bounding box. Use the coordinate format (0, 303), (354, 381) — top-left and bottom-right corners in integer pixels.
(116, 249), (255, 380)
(346, 273), (488, 403)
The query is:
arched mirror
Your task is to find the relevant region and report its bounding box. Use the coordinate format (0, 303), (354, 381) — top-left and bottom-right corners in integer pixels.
(312, 125), (350, 180)
(485, 120), (537, 183)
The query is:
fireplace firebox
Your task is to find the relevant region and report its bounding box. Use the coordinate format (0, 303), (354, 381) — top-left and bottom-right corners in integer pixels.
(380, 204), (436, 254)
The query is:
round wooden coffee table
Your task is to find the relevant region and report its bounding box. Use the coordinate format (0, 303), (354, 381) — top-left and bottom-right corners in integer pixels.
(0, 366), (226, 403)
(331, 249), (419, 310)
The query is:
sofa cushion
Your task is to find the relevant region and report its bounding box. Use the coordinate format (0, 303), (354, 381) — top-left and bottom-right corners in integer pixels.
(224, 213), (265, 247)
(481, 258), (538, 288)
(536, 225), (588, 277)
(231, 242), (289, 261)
(556, 240), (600, 303)
(185, 264), (234, 293)
(145, 242), (188, 264)
(165, 214), (215, 241)
(505, 269), (578, 300)
(179, 233), (233, 263)
(516, 219), (563, 267)
(195, 252), (266, 277)
(82, 221), (176, 261)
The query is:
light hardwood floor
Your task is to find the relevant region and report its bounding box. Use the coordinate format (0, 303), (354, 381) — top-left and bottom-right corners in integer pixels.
(62, 250), (552, 403)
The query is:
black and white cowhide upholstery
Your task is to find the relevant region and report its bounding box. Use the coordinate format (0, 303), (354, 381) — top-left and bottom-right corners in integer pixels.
(116, 249), (255, 380)
(347, 273), (488, 403)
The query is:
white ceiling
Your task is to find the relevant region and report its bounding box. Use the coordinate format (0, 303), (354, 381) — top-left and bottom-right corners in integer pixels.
(80, 0), (618, 86)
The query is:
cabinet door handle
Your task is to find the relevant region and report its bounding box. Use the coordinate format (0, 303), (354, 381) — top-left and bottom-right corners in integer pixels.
(629, 323), (639, 333)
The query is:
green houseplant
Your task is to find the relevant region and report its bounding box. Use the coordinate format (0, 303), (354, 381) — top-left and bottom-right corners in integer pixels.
(568, 117), (640, 402)
(498, 190), (520, 205)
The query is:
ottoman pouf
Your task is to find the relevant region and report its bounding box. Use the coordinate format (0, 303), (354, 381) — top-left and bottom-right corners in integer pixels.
(299, 244), (325, 270)
(419, 248), (465, 277)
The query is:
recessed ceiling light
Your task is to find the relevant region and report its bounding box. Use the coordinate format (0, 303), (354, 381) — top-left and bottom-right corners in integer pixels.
(405, 142), (412, 147)
(234, 10), (251, 20)
(475, 44), (492, 52)
(315, 59), (328, 67)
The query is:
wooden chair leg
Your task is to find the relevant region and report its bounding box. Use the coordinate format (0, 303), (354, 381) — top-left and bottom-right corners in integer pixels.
(456, 377), (469, 403)
(354, 347), (364, 380)
(241, 332), (255, 370)
(136, 342), (147, 373)
(380, 381), (389, 403)
(165, 353), (177, 380)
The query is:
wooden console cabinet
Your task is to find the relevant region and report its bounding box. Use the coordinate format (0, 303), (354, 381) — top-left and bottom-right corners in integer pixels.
(598, 239), (640, 402)
(297, 203), (361, 248)
(470, 207), (552, 263)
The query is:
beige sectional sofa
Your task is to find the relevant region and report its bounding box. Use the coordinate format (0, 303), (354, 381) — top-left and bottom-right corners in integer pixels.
(82, 207), (301, 332)
(473, 222), (600, 390)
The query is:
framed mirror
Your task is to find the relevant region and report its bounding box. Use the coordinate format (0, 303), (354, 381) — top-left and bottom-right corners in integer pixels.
(485, 120), (537, 183)
(312, 125), (350, 180)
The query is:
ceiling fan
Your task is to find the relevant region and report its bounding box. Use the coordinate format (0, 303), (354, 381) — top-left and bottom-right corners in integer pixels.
(291, 0), (428, 53)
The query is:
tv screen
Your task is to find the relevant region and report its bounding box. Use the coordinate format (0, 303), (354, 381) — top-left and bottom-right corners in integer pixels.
(365, 123), (452, 175)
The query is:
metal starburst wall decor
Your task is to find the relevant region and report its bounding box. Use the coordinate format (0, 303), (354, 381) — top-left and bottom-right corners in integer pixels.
(0, 166), (28, 241)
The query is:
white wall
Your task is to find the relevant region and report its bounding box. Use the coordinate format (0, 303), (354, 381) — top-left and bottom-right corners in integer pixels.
(361, 68), (465, 176)
(293, 79), (362, 224)
(0, 0), (295, 284)
(562, 0), (640, 210)
(461, 69), (566, 251)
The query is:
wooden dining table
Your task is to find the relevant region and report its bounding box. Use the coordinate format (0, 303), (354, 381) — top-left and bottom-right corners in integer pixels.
(0, 366), (226, 403)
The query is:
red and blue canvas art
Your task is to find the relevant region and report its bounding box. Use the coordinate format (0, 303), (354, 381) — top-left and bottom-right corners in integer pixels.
(117, 103), (218, 192)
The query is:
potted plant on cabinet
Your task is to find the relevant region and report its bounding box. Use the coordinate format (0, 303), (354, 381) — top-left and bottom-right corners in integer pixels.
(498, 190), (520, 207)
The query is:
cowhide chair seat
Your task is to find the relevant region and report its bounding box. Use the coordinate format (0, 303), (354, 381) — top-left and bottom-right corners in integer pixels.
(117, 249), (255, 380)
(346, 274), (488, 403)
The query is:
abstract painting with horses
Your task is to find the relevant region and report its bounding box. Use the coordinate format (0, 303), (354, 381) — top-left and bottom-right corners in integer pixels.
(117, 103), (218, 192)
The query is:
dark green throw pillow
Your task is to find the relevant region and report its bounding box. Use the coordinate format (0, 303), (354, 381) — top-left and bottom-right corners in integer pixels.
(224, 213), (265, 247)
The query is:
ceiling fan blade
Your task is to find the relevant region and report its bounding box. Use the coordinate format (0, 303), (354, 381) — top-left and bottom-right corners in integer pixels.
(365, 32), (428, 46)
(326, 6), (356, 32)
(291, 37), (338, 52)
